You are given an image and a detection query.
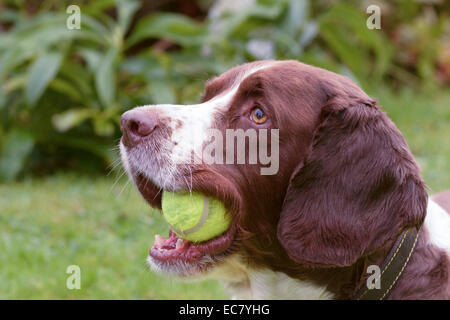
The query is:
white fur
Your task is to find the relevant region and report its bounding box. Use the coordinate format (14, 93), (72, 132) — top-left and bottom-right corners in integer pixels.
(425, 199), (450, 253)
(227, 269), (333, 300)
(119, 142), (130, 174)
(212, 255), (333, 300)
(148, 251), (334, 300)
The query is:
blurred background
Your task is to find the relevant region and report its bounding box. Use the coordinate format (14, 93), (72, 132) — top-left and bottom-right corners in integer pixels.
(0, 0), (449, 299)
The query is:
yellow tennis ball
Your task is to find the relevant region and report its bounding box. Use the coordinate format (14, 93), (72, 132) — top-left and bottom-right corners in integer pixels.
(161, 191), (231, 243)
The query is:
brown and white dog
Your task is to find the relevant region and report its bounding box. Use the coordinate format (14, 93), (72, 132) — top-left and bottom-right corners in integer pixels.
(119, 60), (450, 299)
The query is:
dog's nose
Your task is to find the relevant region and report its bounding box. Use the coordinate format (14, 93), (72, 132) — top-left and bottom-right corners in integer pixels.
(120, 109), (158, 148)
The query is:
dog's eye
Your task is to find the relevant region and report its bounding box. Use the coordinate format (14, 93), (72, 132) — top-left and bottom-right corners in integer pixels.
(251, 108), (268, 125)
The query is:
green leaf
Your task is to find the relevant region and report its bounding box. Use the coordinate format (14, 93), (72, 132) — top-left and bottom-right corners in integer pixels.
(59, 60), (95, 98)
(95, 48), (117, 107)
(127, 13), (207, 47)
(3, 75), (26, 94)
(0, 8), (20, 24)
(84, 0), (116, 16)
(116, 0), (140, 34)
(0, 129), (34, 182)
(79, 15), (112, 43)
(52, 109), (93, 132)
(79, 49), (103, 73)
(299, 21), (318, 47)
(0, 87), (6, 109)
(282, 0), (309, 37)
(48, 79), (83, 102)
(319, 23), (366, 79)
(93, 116), (115, 137)
(148, 79), (176, 105)
(214, 1), (285, 39)
(9, 14), (106, 50)
(318, 4), (392, 82)
(25, 52), (63, 106)
(46, 135), (116, 163)
(0, 47), (34, 79)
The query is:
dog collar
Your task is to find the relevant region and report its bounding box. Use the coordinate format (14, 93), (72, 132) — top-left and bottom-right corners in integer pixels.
(353, 226), (420, 300)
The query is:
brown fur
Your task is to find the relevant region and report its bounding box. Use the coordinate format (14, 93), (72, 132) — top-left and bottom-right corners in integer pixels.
(123, 60), (450, 299)
(196, 61), (449, 299)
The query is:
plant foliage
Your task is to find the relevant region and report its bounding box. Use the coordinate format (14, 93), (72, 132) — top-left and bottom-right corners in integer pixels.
(0, 0), (448, 181)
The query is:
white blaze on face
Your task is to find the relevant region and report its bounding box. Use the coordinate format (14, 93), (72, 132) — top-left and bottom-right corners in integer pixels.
(167, 86), (240, 166)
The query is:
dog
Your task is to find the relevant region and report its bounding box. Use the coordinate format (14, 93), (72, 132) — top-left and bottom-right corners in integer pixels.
(120, 60), (450, 299)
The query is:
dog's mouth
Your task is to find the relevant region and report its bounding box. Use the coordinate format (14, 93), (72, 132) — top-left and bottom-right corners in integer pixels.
(134, 172), (236, 275)
(150, 227), (235, 265)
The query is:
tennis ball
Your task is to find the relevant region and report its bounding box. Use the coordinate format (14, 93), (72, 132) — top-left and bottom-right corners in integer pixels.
(161, 191), (231, 243)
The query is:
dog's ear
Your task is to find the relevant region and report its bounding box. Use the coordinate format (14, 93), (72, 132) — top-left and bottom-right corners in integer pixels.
(277, 96), (427, 267)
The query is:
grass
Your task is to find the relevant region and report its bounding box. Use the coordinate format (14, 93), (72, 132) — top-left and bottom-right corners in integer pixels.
(0, 174), (228, 299)
(371, 87), (450, 193)
(0, 87), (449, 299)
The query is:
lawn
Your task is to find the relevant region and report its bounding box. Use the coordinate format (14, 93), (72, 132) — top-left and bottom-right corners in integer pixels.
(0, 88), (449, 299)
(372, 88), (450, 193)
(0, 174), (228, 299)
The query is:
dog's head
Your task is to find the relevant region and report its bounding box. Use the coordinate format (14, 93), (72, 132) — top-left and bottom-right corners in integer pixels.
(120, 60), (427, 279)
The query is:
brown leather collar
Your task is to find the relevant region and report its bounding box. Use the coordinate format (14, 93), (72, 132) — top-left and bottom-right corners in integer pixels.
(353, 227), (420, 300)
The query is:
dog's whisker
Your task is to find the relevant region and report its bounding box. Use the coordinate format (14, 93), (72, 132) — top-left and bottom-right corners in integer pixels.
(110, 169), (127, 193)
(183, 176), (191, 194)
(152, 187), (163, 201)
(106, 160), (123, 176)
(189, 166), (193, 194)
(117, 179), (130, 197)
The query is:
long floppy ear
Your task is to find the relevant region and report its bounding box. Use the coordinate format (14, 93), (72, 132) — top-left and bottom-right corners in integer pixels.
(277, 96), (427, 267)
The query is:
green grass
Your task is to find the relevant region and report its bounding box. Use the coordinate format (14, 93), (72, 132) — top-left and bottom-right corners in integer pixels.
(0, 174), (228, 299)
(0, 88), (449, 299)
(371, 87), (450, 193)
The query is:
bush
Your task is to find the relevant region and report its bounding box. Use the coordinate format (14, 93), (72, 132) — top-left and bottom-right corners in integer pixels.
(0, 0), (448, 181)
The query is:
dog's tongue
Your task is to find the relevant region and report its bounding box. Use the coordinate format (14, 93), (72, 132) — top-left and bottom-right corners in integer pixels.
(154, 231), (189, 250)
(150, 228), (235, 263)
(151, 231), (202, 262)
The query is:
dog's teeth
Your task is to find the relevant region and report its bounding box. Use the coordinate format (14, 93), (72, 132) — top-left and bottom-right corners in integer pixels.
(155, 234), (165, 247)
(176, 239), (184, 249)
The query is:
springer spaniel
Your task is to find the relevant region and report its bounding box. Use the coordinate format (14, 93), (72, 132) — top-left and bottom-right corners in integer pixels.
(120, 60), (450, 299)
